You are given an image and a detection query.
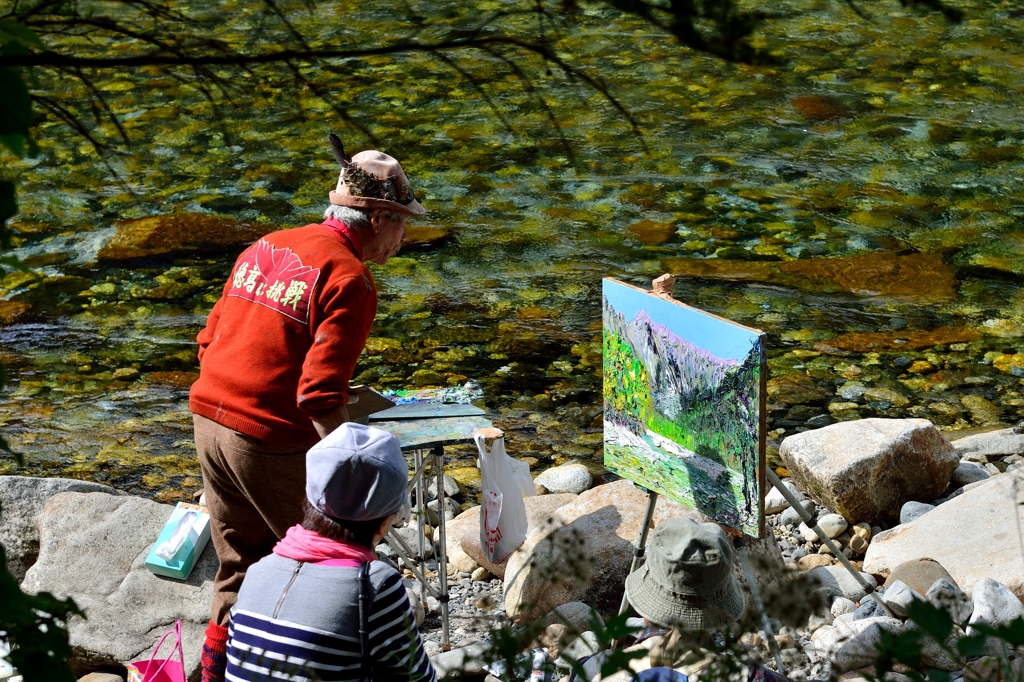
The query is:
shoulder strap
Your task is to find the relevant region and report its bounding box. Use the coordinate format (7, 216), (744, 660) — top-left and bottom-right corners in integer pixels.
(357, 561), (374, 681)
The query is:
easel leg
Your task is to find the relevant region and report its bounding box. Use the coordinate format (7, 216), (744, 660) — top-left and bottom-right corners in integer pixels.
(765, 468), (893, 617)
(434, 444), (451, 652)
(734, 536), (786, 676)
(617, 487), (659, 618)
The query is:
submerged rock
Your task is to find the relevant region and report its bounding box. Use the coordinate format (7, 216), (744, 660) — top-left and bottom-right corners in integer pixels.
(97, 214), (266, 261)
(779, 418), (958, 523)
(780, 252), (957, 301)
(0, 301), (31, 325)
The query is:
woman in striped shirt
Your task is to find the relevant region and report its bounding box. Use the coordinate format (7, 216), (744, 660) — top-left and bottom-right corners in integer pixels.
(223, 423), (436, 682)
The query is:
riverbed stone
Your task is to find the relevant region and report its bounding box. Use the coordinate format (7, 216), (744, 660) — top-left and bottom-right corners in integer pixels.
(831, 597), (857, 617)
(779, 418), (959, 523)
(852, 597), (884, 621)
(533, 463), (593, 495)
(952, 461), (990, 486)
(926, 579), (974, 626)
(20, 491), (215, 679)
(503, 480), (785, 620)
(781, 500), (815, 526)
(543, 602), (604, 634)
(951, 427), (1024, 458)
(764, 479), (804, 514)
(427, 474), (465, 500)
(97, 214), (267, 261)
(0, 475), (124, 582)
(818, 514), (848, 538)
(806, 565), (877, 602)
(899, 501), (935, 525)
(799, 554), (835, 571)
(767, 374), (832, 405)
(809, 617), (903, 671)
(429, 642), (489, 678)
(961, 395), (1002, 425)
(864, 471), (1024, 600)
(883, 558), (956, 597)
(881, 580), (921, 618)
(906, 622), (964, 671)
(968, 578), (1024, 636)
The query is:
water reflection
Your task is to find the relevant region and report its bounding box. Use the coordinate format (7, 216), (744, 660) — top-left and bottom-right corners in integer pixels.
(4, 0), (1024, 498)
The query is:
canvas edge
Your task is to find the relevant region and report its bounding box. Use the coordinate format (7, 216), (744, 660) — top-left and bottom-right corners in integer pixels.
(602, 277), (766, 338)
(757, 332), (767, 540)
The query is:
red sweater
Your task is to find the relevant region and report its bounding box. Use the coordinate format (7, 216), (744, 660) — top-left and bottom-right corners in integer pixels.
(189, 220), (377, 444)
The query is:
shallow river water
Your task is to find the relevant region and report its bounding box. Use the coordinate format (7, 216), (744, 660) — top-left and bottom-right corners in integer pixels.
(4, 0), (1024, 502)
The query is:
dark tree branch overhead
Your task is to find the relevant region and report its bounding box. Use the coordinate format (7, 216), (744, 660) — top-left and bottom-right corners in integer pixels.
(0, 36), (588, 69)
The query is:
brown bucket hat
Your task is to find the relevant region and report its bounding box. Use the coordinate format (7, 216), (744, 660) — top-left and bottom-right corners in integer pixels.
(327, 134), (425, 217)
(625, 517), (745, 630)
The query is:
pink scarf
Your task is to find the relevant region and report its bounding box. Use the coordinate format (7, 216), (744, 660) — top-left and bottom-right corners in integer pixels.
(273, 524), (375, 567)
(322, 217), (364, 261)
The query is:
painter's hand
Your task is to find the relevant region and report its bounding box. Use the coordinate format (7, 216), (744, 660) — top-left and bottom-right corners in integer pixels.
(312, 403), (350, 439)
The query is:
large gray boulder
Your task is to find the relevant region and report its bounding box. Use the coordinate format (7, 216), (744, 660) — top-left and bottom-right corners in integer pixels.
(779, 418), (958, 523)
(0, 476), (123, 581)
(864, 470), (1024, 601)
(21, 491), (216, 680)
(502, 480), (785, 621)
(951, 427), (1024, 459)
(445, 494), (578, 579)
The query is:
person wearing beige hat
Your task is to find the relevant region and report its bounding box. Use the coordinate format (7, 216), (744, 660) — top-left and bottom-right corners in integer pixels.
(189, 134), (424, 682)
(571, 518), (787, 682)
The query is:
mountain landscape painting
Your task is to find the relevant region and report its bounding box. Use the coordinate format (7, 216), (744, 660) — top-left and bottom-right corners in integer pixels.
(603, 278), (766, 536)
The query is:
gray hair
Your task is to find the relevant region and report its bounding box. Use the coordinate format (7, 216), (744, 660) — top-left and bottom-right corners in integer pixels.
(323, 204), (406, 226)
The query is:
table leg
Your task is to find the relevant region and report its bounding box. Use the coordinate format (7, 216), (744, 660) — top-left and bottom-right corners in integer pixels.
(434, 444), (451, 652)
(414, 448), (428, 608)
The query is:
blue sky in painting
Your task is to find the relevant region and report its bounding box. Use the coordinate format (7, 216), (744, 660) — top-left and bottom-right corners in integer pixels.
(603, 279), (760, 363)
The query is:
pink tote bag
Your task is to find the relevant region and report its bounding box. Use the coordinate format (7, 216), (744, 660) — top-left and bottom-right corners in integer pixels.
(126, 620), (186, 682)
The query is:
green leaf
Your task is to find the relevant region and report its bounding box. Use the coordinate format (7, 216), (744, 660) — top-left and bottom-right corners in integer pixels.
(927, 670), (951, 682)
(598, 647), (648, 679)
(0, 360), (6, 390)
(957, 632), (988, 657)
(0, 19), (43, 48)
(906, 599), (954, 642)
(0, 133), (25, 157)
(989, 616), (1024, 646)
(0, 66), (32, 142)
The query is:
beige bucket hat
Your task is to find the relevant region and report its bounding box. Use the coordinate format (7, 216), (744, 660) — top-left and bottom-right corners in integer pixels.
(327, 134), (425, 216)
(625, 517), (745, 630)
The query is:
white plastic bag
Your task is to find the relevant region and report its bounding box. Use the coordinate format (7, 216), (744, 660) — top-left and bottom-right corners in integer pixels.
(475, 430), (534, 564)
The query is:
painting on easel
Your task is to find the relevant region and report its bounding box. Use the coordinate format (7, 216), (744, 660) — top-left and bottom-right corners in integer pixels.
(603, 278), (766, 537)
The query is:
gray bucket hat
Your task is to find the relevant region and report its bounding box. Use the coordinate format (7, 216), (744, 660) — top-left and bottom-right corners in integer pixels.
(306, 423), (409, 522)
(625, 517), (745, 630)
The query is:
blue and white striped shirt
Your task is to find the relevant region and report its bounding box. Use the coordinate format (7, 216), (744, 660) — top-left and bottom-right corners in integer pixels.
(225, 555), (436, 682)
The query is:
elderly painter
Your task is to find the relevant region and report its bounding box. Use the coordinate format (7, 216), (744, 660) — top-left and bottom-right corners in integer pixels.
(189, 135), (424, 682)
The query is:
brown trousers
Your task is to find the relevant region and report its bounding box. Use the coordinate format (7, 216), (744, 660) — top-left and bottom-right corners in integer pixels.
(193, 414), (309, 626)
